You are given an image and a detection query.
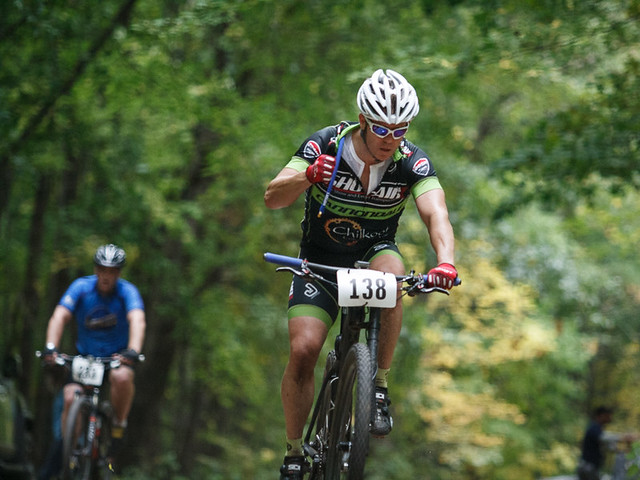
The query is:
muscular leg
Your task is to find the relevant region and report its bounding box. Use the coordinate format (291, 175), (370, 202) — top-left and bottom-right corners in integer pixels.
(281, 316), (329, 441)
(109, 367), (135, 426)
(61, 383), (83, 436)
(369, 253), (405, 370)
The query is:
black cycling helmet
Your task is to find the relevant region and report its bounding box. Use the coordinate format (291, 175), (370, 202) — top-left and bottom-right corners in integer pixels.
(93, 244), (126, 268)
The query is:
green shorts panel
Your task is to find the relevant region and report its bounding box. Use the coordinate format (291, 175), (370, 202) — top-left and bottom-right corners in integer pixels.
(288, 304), (335, 329)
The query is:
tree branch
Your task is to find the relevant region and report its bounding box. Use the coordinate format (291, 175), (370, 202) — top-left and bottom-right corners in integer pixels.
(0, 0), (139, 217)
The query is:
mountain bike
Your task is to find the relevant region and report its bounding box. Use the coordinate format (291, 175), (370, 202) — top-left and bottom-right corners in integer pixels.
(265, 252), (458, 480)
(37, 351), (143, 480)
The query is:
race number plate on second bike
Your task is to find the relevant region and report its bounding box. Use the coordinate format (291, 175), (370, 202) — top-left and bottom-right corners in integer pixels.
(337, 269), (397, 308)
(71, 357), (105, 386)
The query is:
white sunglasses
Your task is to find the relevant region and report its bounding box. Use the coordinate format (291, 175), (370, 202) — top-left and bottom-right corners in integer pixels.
(365, 118), (409, 139)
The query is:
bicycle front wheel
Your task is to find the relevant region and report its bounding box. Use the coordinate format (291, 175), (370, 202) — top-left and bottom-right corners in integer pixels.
(326, 343), (373, 480)
(63, 396), (92, 480)
(96, 407), (113, 480)
(308, 350), (337, 480)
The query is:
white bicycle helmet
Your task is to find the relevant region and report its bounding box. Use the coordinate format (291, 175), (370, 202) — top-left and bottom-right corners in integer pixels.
(94, 244), (126, 268)
(357, 69), (420, 125)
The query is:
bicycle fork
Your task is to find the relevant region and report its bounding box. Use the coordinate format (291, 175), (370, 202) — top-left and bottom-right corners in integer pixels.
(366, 307), (382, 436)
(87, 389), (101, 460)
(341, 306), (382, 434)
(366, 308), (381, 377)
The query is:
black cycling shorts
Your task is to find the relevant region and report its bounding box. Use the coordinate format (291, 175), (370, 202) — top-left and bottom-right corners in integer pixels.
(287, 242), (402, 327)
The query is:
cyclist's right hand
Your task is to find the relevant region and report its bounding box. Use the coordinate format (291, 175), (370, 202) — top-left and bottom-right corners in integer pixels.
(306, 154), (336, 184)
(42, 343), (58, 365)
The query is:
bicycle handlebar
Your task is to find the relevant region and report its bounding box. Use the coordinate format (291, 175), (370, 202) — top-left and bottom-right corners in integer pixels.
(264, 252), (343, 274)
(36, 351), (146, 368)
(264, 252), (458, 295)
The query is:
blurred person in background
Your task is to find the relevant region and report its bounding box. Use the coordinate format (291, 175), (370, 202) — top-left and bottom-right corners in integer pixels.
(43, 244), (145, 472)
(577, 406), (639, 480)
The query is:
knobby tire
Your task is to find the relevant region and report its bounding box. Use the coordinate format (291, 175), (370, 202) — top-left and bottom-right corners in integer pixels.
(326, 343), (373, 480)
(63, 396), (92, 480)
(308, 350), (337, 480)
(97, 409), (112, 480)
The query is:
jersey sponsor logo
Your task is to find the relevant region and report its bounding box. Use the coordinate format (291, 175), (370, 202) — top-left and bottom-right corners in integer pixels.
(303, 140), (321, 159)
(318, 195), (406, 219)
(325, 218), (361, 246)
(332, 175), (405, 201)
(324, 217), (392, 246)
(304, 282), (320, 299)
(412, 157), (431, 175)
(369, 185), (403, 201)
(84, 306), (117, 330)
(333, 175), (362, 193)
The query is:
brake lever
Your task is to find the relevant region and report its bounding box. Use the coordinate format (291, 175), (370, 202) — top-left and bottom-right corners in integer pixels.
(420, 286), (450, 295)
(35, 350), (68, 366)
(275, 266), (334, 287)
(276, 266), (321, 280)
(275, 266), (307, 276)
(405, 282), (450, 296)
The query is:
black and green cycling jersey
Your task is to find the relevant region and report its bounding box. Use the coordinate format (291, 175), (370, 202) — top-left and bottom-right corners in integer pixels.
(287, 121), (442, 267)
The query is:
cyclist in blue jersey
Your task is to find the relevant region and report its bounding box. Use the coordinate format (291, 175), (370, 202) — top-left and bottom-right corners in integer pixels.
(43, 244), (146, 470)
(265, 69), (457, 479)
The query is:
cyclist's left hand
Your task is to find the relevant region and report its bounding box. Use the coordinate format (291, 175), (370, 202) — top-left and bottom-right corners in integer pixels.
(117, 348), (140, 366)
(427, 263), (458, 290)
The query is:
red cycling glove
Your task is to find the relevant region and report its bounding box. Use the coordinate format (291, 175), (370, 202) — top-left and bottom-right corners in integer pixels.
(427, 263), (458, 290)
(306, 154), (336, 185)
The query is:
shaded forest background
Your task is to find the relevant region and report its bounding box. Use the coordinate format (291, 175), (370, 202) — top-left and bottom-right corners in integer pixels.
(1, 0), (639, 478)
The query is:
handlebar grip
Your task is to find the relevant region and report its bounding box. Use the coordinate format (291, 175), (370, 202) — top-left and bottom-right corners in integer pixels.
(264, 252), (303, 269)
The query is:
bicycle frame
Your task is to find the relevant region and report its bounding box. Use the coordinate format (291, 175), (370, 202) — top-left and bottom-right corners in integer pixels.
(61, 356), (115, 480)
(303, 304), (381, 457)
(77, 386), (107, 462)
(37, 352), (142, 480)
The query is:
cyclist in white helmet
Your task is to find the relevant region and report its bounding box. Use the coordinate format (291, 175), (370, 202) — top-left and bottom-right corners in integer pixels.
(265, 69), (457, 480)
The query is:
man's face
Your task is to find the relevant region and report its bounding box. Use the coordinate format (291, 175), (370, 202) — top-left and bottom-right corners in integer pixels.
(95, 265), (120, 295)
(359, 114), (408, 161)
(596, 411), (613, 426)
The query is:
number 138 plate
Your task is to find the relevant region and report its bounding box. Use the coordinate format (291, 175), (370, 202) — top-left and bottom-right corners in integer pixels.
(337, 269), (397, 308)
(71, 357), (106, 386)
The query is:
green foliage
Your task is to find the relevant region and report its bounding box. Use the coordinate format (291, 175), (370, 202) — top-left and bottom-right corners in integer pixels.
(1, 0), (639, 478)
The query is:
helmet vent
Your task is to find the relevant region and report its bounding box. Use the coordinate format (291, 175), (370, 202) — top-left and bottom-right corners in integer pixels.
(357, 69), (419, 124)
